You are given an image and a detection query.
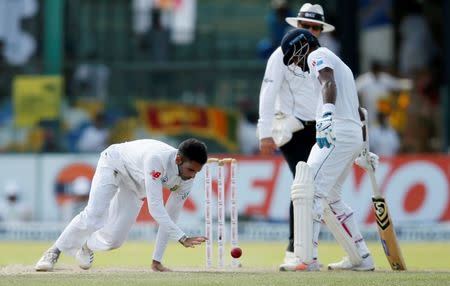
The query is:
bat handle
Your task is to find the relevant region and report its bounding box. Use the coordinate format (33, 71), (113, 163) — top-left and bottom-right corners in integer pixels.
(366, 162), (381, 198)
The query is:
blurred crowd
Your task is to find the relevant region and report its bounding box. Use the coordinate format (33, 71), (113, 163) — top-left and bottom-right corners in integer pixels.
(0, 0), (446, 156)
(0, 0), (446, 230)
(254, 0), (444, 156)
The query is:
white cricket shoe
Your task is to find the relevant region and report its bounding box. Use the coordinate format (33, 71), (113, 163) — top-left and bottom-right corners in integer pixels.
(328, 254), (375, 271)
(35, 247), (60, 271)
(279, 251), (299, 271)
(283, 251), (298, 264)
(280, 259), (321, 272)
(75, 243), (94, 270)
(279, 251), (324, 271)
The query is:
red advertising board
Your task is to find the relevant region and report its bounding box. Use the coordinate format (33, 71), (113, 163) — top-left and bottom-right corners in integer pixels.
(135, 155), (450, 226)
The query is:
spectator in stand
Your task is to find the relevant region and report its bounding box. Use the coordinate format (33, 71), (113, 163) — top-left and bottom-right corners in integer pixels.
(398, 1), (438, 77)
(356, 60), (412, 126)
(0, 181), (32, 222)
(369, 112), (400, 156)
(238, 111), (259, 155)
(77, 113), (110, 153)
(257, 0), (294, 59)
(72, 51), (109, 101)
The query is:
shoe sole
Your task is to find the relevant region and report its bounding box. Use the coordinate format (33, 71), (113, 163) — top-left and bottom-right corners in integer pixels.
(280, 265), (320, 272)
(279, 266), (295, 272)
(35, 266), (53, 272)
(35, 269), (52, 272)
(353, 267), (375, 271)
(328, 266), (375, 271)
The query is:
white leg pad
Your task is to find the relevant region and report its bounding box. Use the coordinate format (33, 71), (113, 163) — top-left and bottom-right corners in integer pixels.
(290, 162), (314, 263)
(323, 204), (363, 265)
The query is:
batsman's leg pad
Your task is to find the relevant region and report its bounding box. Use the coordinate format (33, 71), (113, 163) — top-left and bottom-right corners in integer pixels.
(291, 162), (315, 263)
(323, 202), (363, 266)
(328, 200), (370, 256)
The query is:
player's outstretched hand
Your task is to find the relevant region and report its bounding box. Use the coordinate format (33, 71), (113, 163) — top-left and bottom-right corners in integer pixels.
(151, 260), (172, 272)
(180, 236), (208, 248)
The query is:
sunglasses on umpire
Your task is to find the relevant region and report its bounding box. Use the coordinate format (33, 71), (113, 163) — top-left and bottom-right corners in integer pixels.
(300, 23), (323, 31)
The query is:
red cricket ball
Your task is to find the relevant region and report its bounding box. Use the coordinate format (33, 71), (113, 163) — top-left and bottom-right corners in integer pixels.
(230, 247), (242, 258)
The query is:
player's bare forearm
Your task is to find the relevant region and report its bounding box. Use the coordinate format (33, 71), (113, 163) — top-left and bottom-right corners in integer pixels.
(318, 67), (336, 104)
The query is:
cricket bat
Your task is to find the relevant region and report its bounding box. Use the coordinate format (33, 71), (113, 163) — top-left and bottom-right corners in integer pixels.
(360, 108), (407, 271)
(364, 150), (407, 270)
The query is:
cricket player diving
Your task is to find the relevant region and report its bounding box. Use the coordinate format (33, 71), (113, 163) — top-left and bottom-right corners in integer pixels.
(280, 28), (376, 271)
(35, 138), (208, 272)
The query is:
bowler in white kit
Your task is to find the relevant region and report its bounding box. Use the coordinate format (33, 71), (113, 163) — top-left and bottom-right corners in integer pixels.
(280, 28), (375, 271)
(35, 138), (208, 272)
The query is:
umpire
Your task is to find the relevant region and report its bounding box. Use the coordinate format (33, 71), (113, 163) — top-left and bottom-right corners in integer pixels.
(256, 3), (335, 271)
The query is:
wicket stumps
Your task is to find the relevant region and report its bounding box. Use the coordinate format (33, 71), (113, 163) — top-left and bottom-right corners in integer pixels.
(204, 158), (239, 268)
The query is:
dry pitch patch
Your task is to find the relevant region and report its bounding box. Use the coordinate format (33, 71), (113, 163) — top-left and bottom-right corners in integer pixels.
(2, 264), (450, 275)
(2, 264), (450, 286)
(0, 264), (276, 275)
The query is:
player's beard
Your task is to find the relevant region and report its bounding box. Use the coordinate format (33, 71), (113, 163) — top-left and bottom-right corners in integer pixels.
(177, 164), (190, 181)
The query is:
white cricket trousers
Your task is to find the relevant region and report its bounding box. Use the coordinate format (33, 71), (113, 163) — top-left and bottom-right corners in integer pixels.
(54, 152), (144, 256)
(307, 122), (363, 200)
(307, 122), (370, 259)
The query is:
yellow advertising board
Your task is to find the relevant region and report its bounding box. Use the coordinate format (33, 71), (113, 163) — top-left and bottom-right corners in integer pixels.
(13, 75), (63, 127)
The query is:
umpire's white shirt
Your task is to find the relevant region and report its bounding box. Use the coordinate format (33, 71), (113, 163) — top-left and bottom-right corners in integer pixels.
(257, 47), (317, 139)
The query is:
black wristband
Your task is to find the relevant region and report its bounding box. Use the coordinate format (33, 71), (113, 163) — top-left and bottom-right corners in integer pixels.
(178, 235), (188, 245)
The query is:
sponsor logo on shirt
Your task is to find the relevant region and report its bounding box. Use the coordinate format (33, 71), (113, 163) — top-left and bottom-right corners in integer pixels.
(316, 59), (324, 67)
(179, 191), (190, 200)
(170, 185), (180, 192)
(161, 176), (168, 183)
(150, 170), (161, 180)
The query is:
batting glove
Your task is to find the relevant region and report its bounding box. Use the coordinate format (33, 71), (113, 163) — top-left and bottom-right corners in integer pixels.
(355, 150), (379, 171)
(316, 112), (336, 148)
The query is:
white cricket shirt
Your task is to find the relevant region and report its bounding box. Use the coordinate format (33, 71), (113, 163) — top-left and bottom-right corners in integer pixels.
(307, 47), (362, 126)
(106, 139), (193, 261)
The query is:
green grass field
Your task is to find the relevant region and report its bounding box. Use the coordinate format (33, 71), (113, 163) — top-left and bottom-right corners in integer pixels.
(1, 241), (449, 285)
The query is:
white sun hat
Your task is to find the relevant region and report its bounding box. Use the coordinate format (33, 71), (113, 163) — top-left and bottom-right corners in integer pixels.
(285, 3), (335, 33)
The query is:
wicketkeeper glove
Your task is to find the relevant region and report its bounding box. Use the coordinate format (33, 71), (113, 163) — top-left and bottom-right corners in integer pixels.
(316, 112), (336, 148)
(355, 150), (379, 171)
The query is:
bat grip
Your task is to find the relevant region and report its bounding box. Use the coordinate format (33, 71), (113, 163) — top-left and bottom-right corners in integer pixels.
(360, 107), (382, 198)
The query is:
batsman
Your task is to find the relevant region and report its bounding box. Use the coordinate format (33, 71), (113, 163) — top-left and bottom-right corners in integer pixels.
(280, 28), (376, 271)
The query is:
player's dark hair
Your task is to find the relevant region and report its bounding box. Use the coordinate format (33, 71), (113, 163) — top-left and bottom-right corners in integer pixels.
(178, 138), (208, 165)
